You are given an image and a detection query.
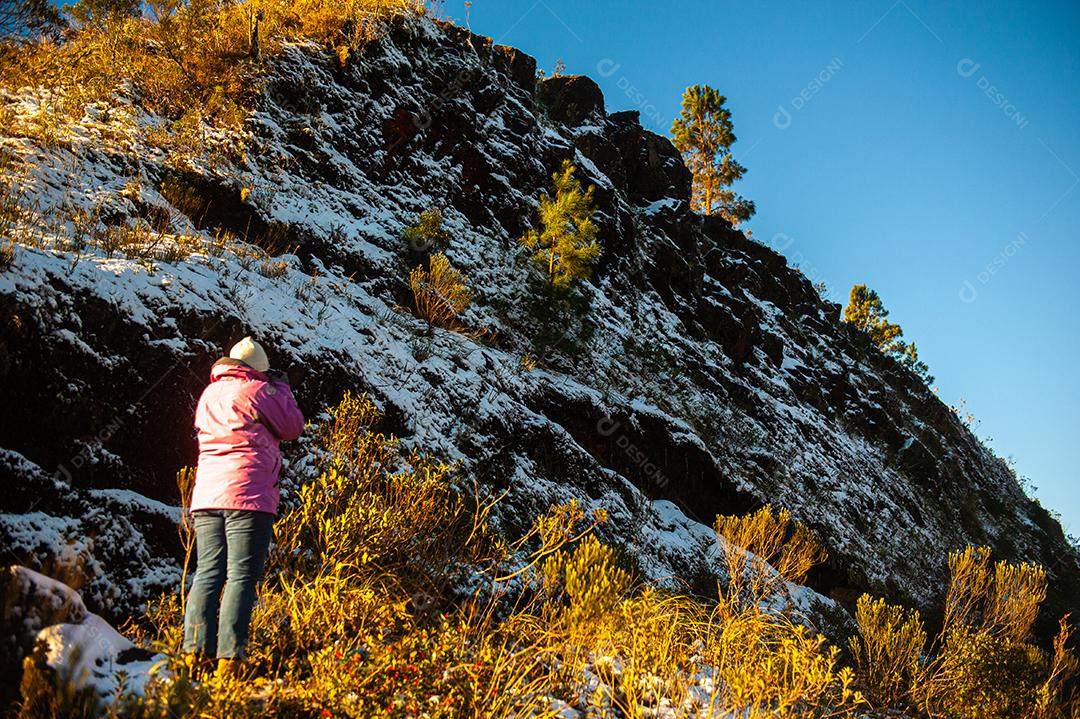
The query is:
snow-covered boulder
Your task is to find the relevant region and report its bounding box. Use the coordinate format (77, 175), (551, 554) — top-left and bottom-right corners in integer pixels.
(1, 566), (89, 686)
(2, 567), (157, 707)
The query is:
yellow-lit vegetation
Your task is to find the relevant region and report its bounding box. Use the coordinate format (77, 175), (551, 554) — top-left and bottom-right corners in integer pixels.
(0, 0), (429, 155)
(519, 159), (601, 288)
(847, 594), (926, 707)
(714, 504), (828, 608)
(15, 393), (1071, 718)
(409, 251), (473, 332)
(0, 238), (14, 270)
(402, 207), (450, 254)
(95, 393), (871, 718)
(850, 544), (1079, 718)
(0, 157), (292, 274)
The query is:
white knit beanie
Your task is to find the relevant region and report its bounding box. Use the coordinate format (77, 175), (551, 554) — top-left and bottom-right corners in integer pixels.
(229, 336), (270, 373)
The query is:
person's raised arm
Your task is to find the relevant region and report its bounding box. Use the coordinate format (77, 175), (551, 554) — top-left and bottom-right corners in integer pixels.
(254, 375), (304, 441)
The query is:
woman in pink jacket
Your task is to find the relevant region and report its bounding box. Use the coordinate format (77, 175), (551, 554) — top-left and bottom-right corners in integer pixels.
(182, 337), (304, 676)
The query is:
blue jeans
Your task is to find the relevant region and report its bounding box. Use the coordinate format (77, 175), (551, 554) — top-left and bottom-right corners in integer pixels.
(182, 509), (274, 659)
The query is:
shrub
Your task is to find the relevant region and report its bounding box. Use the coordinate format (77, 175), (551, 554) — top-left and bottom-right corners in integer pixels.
(942, 545), (1046, 641)
(277, 0), (427, 65)
(17, 648), (102, 719)
(112, 652), (268, 719)
(714, 504), (827, 607)
(848, 594), (926, 707)
(916, 546), (1070, 717)
(531, 536), (862, 719)
(274, 391), (498, 587)
(699, 607), (861, 718)
(1040, 617), (1080, 718)
(408, 252), (473, 332)
(540, 534), (631, 627)
(296, 607), (565, 719)
(247, 569), (406, 677)
(402, 207), (449, 254)
(175, 467), (196, 610)
(0, 158), (35, 244)
(926, 628), (1048, 719)
(589, 591), (700, 712)
(849, 545), (1079, 718)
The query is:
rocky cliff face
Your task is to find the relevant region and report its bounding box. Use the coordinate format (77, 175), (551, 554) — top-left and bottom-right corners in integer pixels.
(1, 17), (1076, 639)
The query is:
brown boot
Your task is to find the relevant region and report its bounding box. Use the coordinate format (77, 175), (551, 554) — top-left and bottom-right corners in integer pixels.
(183, 653), (215, 679)
(215, 657), (245, 680)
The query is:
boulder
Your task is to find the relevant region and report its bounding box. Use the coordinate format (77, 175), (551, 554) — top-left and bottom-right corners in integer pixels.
(540, 75), (605, 125)
(2, 567), (157, 710)
(608, 113), (692, 204)
(493, 44), (537, 92)
(1, 566), (88, 688)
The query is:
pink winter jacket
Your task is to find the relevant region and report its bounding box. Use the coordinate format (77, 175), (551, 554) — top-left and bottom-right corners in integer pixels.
(191, 358), (305, 515)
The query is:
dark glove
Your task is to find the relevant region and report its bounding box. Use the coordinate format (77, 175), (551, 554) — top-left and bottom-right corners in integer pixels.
(267, 368), (289, 384)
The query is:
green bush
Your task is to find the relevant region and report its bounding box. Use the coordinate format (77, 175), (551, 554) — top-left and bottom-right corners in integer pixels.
(402, 207), (450, 254)
(927, 629), (1047, 719)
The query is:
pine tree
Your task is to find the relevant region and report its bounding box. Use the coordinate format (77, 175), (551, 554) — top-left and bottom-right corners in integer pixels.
(843, 284), (933, 384)
(843, 284), (903, 350)
(896, 341), (934, 385)
(520, 159), (601, 288)
(671, 84), (755, 225)
(402, 207), (450, 254)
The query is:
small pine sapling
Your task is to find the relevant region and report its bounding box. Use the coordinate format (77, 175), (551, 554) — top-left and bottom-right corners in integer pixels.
(843, 283), (934, 385)
(519, 159), (601, 288)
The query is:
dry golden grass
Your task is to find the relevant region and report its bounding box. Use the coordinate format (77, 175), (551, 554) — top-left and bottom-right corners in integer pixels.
(174, 467), (197, 610)
(409, 252), (473, 332)
(0, 0), (429, 158)
(714, 504), (828, 611)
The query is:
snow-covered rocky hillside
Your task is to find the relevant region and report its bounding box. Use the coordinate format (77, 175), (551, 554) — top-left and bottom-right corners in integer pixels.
(1, 15), (1077, 647)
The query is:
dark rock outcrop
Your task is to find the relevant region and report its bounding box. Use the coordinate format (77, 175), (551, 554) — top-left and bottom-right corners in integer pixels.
(540, 75), (605, 125)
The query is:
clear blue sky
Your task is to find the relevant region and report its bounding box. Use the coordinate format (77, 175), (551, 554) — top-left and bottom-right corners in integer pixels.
(441, 0), (1080, 536)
